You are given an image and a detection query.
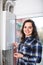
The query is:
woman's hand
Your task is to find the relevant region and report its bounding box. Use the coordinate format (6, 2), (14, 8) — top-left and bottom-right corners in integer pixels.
(13, 42), (18, 48)
(14, 53), (23, 59)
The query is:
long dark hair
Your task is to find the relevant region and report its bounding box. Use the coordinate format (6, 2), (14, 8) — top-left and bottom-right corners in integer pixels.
(21, 19), (39, 42)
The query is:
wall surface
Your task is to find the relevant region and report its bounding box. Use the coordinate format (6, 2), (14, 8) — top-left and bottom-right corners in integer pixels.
(14, 0), (43, 18)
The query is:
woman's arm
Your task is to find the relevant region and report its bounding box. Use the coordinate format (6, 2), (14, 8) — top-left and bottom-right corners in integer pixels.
(22, 40), (42, 63)
(18, 41), (42, 63)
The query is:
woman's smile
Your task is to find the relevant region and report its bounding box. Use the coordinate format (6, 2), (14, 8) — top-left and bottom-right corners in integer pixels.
(23, 22), (33, 37)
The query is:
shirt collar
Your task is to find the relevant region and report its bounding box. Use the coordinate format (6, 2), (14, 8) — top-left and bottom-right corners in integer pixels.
(25, 35), (34, 41)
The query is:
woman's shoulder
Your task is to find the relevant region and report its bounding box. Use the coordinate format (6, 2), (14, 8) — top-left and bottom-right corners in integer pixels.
(34, 38), (42, 46)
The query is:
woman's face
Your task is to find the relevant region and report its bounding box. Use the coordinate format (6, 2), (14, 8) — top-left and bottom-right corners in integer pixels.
(23, 22), (33, 37)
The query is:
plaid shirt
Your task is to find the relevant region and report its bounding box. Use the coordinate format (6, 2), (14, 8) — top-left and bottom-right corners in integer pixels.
(17, 36), (42, 65)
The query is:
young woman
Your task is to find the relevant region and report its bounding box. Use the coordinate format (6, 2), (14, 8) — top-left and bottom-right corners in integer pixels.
(13, 19), (42, 65)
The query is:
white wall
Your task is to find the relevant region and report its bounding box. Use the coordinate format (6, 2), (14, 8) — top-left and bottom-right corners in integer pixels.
(14, 0), (43, 19)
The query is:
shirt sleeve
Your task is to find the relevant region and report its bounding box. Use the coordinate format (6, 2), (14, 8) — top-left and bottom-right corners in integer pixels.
(18, 40), (42, 63)
(23, 40), (42, 63)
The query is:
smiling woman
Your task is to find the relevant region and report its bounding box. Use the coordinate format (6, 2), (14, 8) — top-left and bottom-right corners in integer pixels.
(16, 17), (43, 44)
(13, 19), (42, 65)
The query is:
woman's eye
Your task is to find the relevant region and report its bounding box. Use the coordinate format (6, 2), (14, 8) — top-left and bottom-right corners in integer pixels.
(24, 26), (27, 28)
(24, 26), (33, 29)
(28, 27), (32, 29)
(24, 26), (32, 29)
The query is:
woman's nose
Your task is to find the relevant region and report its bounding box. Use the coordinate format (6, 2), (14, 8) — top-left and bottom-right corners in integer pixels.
(26, 28), (29, 30)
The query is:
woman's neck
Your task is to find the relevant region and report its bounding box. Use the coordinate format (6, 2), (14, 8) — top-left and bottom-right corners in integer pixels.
(25, 35), (32, 38)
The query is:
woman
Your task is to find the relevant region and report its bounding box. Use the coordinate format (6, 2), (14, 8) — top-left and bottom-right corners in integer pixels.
(13, 19), (42, 65)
